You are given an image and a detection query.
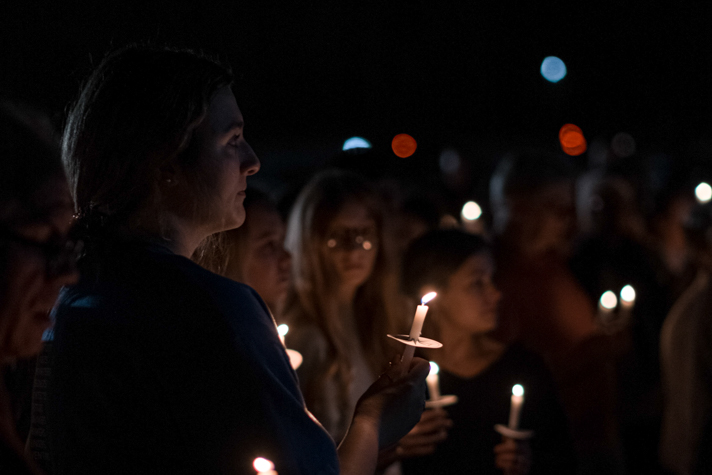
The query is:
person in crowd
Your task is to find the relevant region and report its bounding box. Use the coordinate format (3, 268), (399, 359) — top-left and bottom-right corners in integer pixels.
(0, 101), (78, 474)
(282, 169), (450, 471)
(194, 188), (291, 316)
(37, 45), (429, 475)
(659, 201), (712, 475)
(490, 151), (625, 474)
(399, 229), (575, 475)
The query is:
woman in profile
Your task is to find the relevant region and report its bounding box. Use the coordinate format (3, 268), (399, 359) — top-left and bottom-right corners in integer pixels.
(42, 46), (428, 475)
(0, 101), (78, 474)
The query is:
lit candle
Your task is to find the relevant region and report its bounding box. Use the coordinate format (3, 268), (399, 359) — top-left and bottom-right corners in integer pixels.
(597, 290), (617, 326)
(401, 292), (437, 370)
(409, 292), (437, 340)
(253, 457), (278, 475)
(618, 284), (636, 324)
(426, 361), (441, 402)
(461, 201), (485, 234)
(277, 324), (289, 346)
(508, 384), (524, 429)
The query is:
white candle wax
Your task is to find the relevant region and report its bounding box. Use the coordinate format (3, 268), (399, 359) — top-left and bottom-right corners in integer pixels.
(409, 305), (428, 340)
(426, 362), (441, 401)
(508, 384), (524, 429)
(400, 292), (437, 373)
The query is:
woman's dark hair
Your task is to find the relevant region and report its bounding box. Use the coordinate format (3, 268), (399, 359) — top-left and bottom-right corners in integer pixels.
(0, 100), (63, 225)
(402, 229), (490, 299)
(63, 45), (233, 236)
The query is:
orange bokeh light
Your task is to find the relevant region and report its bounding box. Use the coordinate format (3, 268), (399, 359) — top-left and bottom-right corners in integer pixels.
(558, 124), (587, 156)
(392, 133), (417, 158)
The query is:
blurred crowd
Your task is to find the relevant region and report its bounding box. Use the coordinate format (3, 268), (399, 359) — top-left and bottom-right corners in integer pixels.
(1, 44), (711, 475)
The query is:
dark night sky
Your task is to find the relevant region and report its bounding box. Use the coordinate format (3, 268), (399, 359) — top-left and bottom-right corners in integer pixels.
(2, 1), (712, 199)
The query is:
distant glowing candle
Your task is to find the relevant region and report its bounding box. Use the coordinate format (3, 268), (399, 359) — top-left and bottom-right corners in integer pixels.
(401, 292), (437, 371)
(426, 361), (441, 402)
(597, 290), (617, 325)
(277, 324), (289, 346)
(619, 285), (636, 324)
(620, 285), (635, 309)
(253, 457), (278, 475)
(508, 384), (524, 429)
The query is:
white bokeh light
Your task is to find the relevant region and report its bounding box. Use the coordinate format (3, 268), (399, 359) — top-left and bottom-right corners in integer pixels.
(512, 384), (524, 397)
(600, 290), (618, 310)
(696, 182), (712, 203)
(429, 361), (440, 376)
(620, 285), (636, 303)
(461, 201), (482, 221)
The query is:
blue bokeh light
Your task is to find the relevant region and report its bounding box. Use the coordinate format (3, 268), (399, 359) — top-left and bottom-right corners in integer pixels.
(540, 56), (567, 83)
(342, 136), (372, 151)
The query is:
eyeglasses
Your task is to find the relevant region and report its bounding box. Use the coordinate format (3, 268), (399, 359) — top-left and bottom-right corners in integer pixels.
(0, 226), (83, 278)
(326, 227), (378, 251)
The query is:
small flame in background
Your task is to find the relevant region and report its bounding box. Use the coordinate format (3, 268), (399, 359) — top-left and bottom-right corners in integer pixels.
(600, 290), (618, 310)
(253, 457), (275, 473)
(429, 361), (440, 376)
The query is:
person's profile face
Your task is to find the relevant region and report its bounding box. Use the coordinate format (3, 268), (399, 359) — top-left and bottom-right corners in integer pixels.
(0, 176), (78, 360)
(436, 253), (501, 335)
(189, 86), (260, 235)
(241, 204), (291, 311)
(323, 201), (379, 294)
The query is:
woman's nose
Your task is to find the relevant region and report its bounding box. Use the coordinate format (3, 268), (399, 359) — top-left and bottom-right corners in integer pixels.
(242, 142), (260, 176)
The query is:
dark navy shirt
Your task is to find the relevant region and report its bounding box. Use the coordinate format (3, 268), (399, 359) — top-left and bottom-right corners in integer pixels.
(41, 241), (337, 475)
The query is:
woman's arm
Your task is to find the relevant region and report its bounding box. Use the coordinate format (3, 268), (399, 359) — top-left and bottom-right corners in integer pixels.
(337, 357), (429, 475)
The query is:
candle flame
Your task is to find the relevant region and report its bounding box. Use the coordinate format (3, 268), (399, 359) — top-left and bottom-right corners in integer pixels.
(421, 292), (437, 305)
(253, 457), (275, 472)
(620, 285), (636, 303)
(429, 361), (440, 376)
(600, 290), (617, 310)
(461, 201), (482, 221)
(512, 384), (524, 397)
(277, 324), (289, 337)
(696, 182), (712, 203)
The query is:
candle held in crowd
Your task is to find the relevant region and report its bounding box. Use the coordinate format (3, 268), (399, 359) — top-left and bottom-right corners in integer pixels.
(277, 324), (289, 346)
(253, 457), (278, 475)
(597, 290), (617, 325)
(426, 361), (442, 401)
(401, 292), (437, 371)
(508, 384), (525, 430)
(409, 291), (437, 340)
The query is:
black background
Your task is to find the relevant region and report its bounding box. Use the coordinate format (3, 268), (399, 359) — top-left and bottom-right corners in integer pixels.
(3, 1), (711, 199)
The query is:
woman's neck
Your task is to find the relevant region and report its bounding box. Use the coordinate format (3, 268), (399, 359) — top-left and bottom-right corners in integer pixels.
(125, 211), (208, 258)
